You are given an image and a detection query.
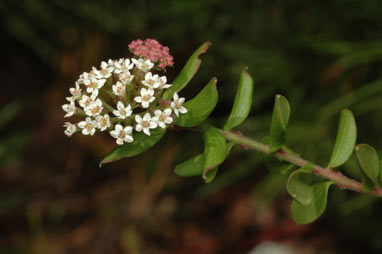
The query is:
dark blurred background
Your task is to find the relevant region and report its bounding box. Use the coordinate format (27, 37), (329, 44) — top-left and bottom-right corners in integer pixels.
(1, 0), (382, 253)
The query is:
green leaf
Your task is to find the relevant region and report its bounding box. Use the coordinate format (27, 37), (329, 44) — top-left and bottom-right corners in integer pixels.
(261, 136), (294, 175)
(291, 181), (333, 224)
(287, 164), (314, 205)
(226, 142), (235, 157)
(359, 169), (375, 192)
(262, 154), (294, 175)
(269, 95), (290, 152)
(328, 109), (357, 168)
(175, 78), (218, 127)
(355, 144), (380, 187)
(204, 167), (218, 183)
(174, 132), (233, 181)
(174, 154), (204, 177)
(223, 67), (254, 131)
(162, 42), (211, 100)
(202, 126), (226, 181)
(100, 128), (166, 166)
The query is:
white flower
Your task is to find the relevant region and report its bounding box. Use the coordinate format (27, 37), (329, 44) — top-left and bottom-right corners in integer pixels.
(77, 117), (97, 135)
(132, 58), (154, 72)
(96, 114), (111, 131)
(135, 113), (158, 136)
(112, 81), (126, 97)
(157, 76), (172, 89)
(77, 71), (95, 85)
(85, 98), (103, 116)
(134, 88), (155, 108)
(79, 94), (96, 110)
(152, 109), (173, 128)
(110, 124), (133, 145)
(171, 92), (187, 116)
(63, 122), (77, 137)
(108, 58), (124, 70)
(141, 72), (160, 89)
(84, 76), (106, 95)
(115, 58), (134, 74)
(119, 71), (134, 85)
(62, 100), (76, 117)
(113, 101), (132, 119)
(93, 61), (114, 79)
(67, 82), (82, 101)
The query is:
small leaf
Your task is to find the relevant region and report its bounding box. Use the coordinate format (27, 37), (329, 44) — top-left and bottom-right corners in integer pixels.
(328, 109), (357, 168)
(162, 42), (211, 100)
(174, 154), (204, 177)
(226, 142), (235, 157)
(269, 95), (290, 152)
(202, 126), (226, 181)
(175, 78), (218, 127)
(287, 164), (314, 205)
(359, 169), (375, 192)
(223, 67), (254, 131)
(262, 154), (294, 175)
(291, 181), (333, 224)
(204, 167), (218, 183)
(355, 144), (380, 187)
(262, 137), (294, 175)
(100, 128), (166, 166)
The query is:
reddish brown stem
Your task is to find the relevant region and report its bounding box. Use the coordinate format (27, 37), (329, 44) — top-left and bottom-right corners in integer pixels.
(219, 129), (382, 197)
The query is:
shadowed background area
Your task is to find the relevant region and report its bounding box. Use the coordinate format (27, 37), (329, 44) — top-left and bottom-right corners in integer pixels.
(1, 0), (382, 253)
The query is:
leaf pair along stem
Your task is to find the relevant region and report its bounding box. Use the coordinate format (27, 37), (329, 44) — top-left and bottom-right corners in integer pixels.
(219, 129), (382, 197)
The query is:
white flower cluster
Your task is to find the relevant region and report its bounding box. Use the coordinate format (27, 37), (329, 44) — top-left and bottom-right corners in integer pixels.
(62, 58), (187, 145)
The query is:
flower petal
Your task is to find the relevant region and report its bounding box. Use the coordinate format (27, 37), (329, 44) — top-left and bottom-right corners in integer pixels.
(124, 135), (134, 143)
(143, 113), (151, 121)
(135, 115), (143, 123)
(149, 121), (158, 129)
(135, 124), (143, 132)
(143, 128), (151, 136)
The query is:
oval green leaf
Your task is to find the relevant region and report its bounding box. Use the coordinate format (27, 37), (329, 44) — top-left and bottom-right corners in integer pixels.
(328, 109), (357, 168)
(202, 126), (226, 181)
(269, 94), (290, 152)
(174, 154), (204, 177)
(291, 181), (333, 224)
(99, 128), (166, 166)
(175, 78), (218, 127)
(287, 164), (314, 205)
(162, 42), (211, 100)
(355, 144), (380, 187)
(223, 67), (254, 131)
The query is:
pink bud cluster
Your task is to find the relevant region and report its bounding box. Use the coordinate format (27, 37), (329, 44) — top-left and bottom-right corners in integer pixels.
(129, 39), (174, 69)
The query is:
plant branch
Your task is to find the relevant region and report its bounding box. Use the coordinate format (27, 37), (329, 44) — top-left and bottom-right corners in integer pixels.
(219, 129), (382, 197)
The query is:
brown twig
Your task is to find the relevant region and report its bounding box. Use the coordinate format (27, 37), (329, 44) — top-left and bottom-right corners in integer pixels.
(219, 129), (382, 197)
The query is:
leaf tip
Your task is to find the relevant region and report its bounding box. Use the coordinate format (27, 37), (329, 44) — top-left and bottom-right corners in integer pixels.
(212, 77), (218, 86)
(199, 41), (212, 55)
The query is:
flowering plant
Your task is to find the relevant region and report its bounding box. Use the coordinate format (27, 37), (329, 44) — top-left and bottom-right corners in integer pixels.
(63, 39), (382, 225)
(63, 39), (187, 146)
